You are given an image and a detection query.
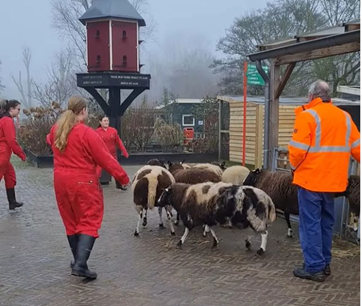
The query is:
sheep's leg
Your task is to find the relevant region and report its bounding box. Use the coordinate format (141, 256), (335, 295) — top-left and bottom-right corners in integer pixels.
(256, 230), (268, 256)
(158, 206), (165, 228)
(285, 211), (293, 238)
(209, 227), (219, 248)
(142, 208), (148, 226)
(177, 227), (190, 248)
(134, 206), (143, 236)
(174, 213), (180, 226)
(245, 235), (252, 250)
(203, 224), (210, 237)
(165, 206), (176, 235)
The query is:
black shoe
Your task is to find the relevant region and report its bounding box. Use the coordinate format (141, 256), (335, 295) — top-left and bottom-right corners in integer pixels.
(7, 188), (23, 210)
(67, 235), (78, 268)
(293, 267), (326, 282)
(71, 234), (97, 279)
(297, 262), (331, 276)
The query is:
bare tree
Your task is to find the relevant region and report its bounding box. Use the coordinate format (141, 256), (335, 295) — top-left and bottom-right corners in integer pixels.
(32, 48), (77, 107)
(11, 47), (33, 108)
(0, 60), (5, 94)
(148, 33), (219, 101)
(213, 0), (360, 96)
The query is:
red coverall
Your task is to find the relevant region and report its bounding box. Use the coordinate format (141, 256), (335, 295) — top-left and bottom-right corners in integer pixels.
(0, 116), (26, 188)
(47, 122), (129, 238)
(95, 127), (129, 178)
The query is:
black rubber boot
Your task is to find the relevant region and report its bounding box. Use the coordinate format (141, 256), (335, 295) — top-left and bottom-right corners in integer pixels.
(7, 188), (23, 210)
(67, 235), (78, 268)
(71, 234), (97, 279)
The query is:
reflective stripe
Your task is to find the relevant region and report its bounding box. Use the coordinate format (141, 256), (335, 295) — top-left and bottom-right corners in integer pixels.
(305, 109), (321, 147)
(289, 140), (310, 151)
(351, 138), (360, 149)
(309, 146), (351, 153)
(344, 112), (351, 147)
(290, 108), (352, 154)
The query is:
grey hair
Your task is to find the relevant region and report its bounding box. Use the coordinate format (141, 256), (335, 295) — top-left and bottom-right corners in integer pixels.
(308, 80), (331, 102)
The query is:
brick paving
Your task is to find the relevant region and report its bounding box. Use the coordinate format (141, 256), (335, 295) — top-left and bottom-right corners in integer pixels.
(0, 159), (360, 306)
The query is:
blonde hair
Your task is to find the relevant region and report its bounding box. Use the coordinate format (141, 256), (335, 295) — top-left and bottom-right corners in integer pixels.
(54, 96), (87, 152)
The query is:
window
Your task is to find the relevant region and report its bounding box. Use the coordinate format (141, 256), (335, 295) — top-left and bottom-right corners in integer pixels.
(182, 114), (195, 126)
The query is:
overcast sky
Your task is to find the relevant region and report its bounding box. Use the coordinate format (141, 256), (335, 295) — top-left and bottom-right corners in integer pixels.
(0, 0), (269, 99)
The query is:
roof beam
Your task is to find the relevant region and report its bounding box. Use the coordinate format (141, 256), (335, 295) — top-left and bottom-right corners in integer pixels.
(275, 41), (360, 65)
(248, 30), (360, 62)
(275, 63), (296, 99)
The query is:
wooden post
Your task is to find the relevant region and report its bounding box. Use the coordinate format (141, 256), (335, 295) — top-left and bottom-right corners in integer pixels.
(243, 61), (248, 166)
(255, 104), (263, 169)
(268, 62), (281, 169)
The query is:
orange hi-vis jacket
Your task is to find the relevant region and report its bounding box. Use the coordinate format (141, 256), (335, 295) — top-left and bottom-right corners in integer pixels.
(288, 97), (360, 192)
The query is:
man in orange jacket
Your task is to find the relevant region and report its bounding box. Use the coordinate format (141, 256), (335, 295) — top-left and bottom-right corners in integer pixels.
(288, 80), (360, 282)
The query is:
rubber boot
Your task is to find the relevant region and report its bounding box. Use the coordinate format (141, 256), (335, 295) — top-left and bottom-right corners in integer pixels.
(7, 188), (23, 210)
(67, 235), (78, 268)
(71, 234), (97, 279)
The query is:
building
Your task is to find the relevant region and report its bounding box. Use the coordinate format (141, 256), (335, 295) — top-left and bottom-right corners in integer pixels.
(218, 95), (360, 168)
(156, 99), (206, 138)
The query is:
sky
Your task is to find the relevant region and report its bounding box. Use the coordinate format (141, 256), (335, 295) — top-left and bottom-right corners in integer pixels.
(0, 0), (269, 100)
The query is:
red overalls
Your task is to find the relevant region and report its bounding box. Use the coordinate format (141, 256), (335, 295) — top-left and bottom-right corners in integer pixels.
(95, 126), (129, 177)
(0, 115), (26, 189)
(47, 122), (129, 238)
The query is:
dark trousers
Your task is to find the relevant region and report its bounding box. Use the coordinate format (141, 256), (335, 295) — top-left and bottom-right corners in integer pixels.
(297, 187), (335, 273)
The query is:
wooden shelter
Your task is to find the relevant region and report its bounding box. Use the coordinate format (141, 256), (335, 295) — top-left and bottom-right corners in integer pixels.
(247, 20), (360, 170)
(218, 96), (360, 169)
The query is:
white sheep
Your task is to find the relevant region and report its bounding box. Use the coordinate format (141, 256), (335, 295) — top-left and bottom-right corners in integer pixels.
(221, 165), (250, 185)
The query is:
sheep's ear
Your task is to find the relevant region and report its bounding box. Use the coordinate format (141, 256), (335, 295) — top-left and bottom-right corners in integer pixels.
(165, 187), (172, 193)
(167, 161), (173, 167)
(221, 161), (226, 169)
(255, 168), (260, 173)
(180, 159), (186, 164)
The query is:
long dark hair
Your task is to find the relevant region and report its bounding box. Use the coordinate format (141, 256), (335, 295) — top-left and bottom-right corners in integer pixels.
(98, 114), (108, 128)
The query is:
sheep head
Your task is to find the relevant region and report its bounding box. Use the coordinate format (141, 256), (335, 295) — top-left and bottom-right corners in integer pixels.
(243, 168), (262, 186)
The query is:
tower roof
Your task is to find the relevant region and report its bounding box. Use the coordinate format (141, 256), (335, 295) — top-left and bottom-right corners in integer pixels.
(79, 0), (146, 26)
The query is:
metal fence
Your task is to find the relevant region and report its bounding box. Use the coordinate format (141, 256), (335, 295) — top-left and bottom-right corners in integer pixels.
(271, 146), (360, 244)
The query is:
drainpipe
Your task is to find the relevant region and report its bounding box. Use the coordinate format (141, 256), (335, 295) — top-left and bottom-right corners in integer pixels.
(255, 60), (270, 170)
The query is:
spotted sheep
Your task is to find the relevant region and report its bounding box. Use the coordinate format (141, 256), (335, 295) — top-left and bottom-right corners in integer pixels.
(167, 161), (222, 227)
(132, 162), (176, 237)
(157, 182), (276, 255)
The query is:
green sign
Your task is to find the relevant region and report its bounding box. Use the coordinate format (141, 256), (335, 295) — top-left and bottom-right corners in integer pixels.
(246, 64), (269, 86)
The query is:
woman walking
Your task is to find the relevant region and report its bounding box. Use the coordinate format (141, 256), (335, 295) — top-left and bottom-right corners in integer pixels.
(96, 115), (129, 189)
(0, 99), (26, 210)
(47, 96), (129, 280)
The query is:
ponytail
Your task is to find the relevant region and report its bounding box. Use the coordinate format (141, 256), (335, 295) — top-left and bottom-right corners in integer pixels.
(54, 96), (87, 152)
(54, 110), (78, 152)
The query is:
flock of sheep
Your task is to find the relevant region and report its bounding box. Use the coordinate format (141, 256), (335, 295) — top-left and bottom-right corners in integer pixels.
(130, 159), (360, 255)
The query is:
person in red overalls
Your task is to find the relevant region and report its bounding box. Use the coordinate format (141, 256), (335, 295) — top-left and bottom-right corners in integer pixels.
(0, 99), (26, 210)
(47, 96), (130, 280)
(95, 115), (129, 189)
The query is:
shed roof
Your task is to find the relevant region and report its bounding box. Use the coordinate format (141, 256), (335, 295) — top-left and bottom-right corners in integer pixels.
(79, 0), (146, 26)
(217, 95), (360, 106)
(256, 20), (360, 51)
